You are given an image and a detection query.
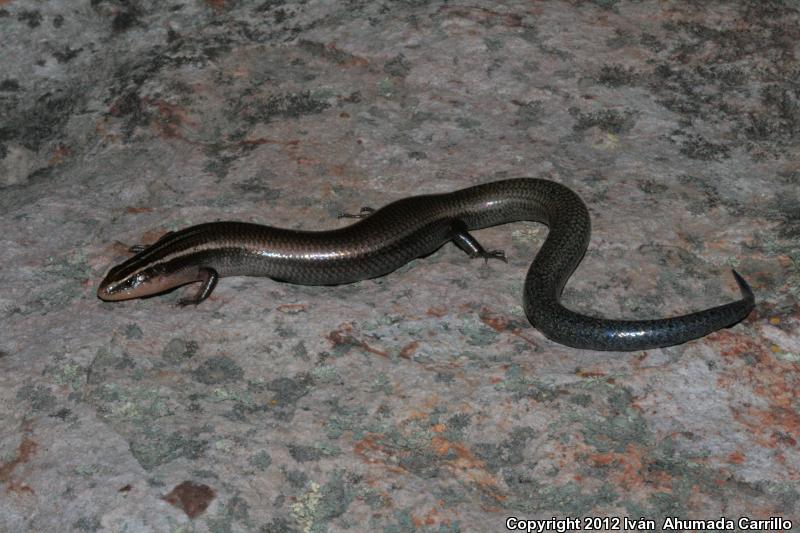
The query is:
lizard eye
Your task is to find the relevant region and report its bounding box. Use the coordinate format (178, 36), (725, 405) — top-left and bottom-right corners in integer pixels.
(119, 274), (144, 290)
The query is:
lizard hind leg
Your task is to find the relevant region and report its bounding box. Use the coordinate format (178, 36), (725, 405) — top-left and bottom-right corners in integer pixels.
(450, 221), (507, 263)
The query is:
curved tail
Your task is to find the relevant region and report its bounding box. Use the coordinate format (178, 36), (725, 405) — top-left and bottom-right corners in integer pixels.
(524, 269), (755, 351)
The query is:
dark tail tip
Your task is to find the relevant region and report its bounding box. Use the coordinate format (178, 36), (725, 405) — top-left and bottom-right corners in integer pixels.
(731, 269), (755, 306)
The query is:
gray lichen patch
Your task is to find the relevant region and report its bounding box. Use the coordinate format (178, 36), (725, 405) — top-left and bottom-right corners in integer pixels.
(16, 383), (57, 412)
(572, 108), (638, 135)
(473, 427), (538, 473)
(290, 472), (356, 533)
(288, 443), (341, 463)
(248, 450), (272, 471)
(193, 356), (245, 385)
(162, 338), (199, 364)
(129, 428), (209, 471)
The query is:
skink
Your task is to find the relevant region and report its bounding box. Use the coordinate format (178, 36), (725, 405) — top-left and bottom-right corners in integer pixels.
(98, 178), (754, 351)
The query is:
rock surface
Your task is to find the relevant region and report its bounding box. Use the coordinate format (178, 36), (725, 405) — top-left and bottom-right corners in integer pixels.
(1, 1), (798, 531)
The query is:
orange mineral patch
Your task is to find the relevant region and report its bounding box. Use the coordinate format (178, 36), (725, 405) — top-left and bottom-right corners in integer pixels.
(0, 435), (37, 495)
(728, 451), (745, 464)
(713, 331), (800, 455)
